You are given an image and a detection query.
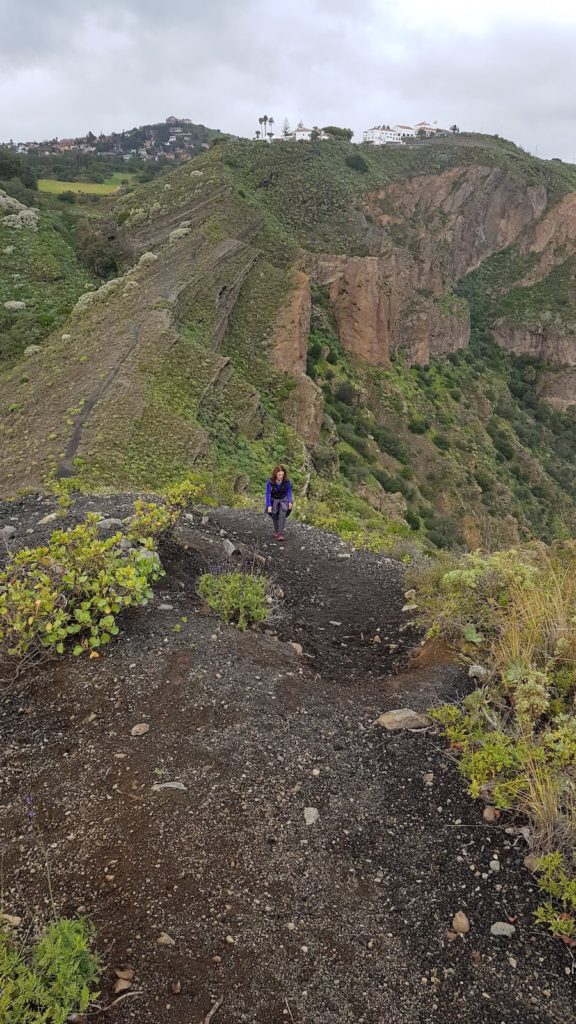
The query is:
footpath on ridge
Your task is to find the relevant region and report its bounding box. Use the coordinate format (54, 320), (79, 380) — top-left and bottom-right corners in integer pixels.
(0, 495), (574, 1023)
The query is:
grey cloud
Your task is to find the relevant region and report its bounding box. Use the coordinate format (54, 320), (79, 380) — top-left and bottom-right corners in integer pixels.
(1, 0), (576, 160)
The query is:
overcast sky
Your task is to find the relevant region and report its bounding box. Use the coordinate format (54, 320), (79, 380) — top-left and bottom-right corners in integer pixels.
(2, 0), (576, 160)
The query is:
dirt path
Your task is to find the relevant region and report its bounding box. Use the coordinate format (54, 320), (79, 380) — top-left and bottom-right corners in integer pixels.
(0, 498), (574, 1022)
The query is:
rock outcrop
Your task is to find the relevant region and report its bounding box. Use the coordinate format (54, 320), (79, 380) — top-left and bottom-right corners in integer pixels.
(493, 323), (576, 365)
(305, 252), (469, 366)
(283, 374), (324, 443)
(368, 166), (547, 281)
(537, 368), (576, 411)
(302, 166), (549, 369)
(518, 192), (576, 285)
(272, 270), (312, 375)
(271, 270), (323, 442)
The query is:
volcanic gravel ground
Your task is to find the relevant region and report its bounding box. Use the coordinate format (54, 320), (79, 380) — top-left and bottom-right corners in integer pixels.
(0, 495), (574, 1023)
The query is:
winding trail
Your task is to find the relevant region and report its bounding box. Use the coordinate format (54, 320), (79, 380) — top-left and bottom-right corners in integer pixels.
(0, 496), (574, 1023)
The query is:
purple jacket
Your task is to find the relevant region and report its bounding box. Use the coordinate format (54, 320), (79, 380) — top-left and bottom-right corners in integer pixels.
(265, 477), (293, 511)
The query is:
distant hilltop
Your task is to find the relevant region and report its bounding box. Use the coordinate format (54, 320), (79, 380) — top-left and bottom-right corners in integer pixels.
(3, 117), (231, 163)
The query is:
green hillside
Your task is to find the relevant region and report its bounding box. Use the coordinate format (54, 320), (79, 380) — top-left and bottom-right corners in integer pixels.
(2, 135), (576, 552)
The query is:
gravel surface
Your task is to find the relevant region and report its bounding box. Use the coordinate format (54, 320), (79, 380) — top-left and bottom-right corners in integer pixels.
(0, 496), (574, 1023)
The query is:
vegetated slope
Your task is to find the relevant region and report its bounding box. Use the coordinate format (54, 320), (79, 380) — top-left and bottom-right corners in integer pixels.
(2, 135), (576, 549)
(0, 191), (95, 367)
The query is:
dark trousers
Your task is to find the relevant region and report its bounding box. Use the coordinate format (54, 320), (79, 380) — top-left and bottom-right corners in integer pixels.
(271, 499), (288, 534)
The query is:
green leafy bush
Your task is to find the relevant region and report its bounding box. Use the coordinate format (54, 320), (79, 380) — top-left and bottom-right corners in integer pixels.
(0, 514), (163, 659)
(534, 852), (576, 939)
(126, 499), (175, 542)
(345, 153), (369, 173)
(197, 571), (268, 631)
(0, 917), (101, 1024)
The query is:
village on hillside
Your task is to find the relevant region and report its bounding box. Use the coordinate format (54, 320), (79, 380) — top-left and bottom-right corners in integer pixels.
(3, 114), (462, 162)
(4, 116), (218, 163)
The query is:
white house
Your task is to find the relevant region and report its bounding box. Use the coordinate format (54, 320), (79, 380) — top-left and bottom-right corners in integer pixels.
(363, 125), (402, 145)
(414, 121), (440, 136)
(291, 126), (329, 141)
(393, 124), (416, 138)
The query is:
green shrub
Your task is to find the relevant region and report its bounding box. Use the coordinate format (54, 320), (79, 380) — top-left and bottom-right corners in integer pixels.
(534, 852), (576, 938)
(433, 433), (451, 451)
(335, 381), (357, 405)
(126, 499), (175, 542)
(372, 425), (408, 463)
(345, 154), (369, 173)
(0, 917), (101, 1024)
(0, 514), (163, 659)
(408, 415), (429, 434)
(197, 570), (268, 631)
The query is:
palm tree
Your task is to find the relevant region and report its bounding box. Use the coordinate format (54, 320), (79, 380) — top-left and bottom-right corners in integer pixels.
(268, 117), (275, 139)
(255, 130), (261, 140)
(258, 116), (264, 138)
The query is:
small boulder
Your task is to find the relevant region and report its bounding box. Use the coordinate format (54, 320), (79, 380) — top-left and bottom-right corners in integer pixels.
(452, 911), (470, 934)
(222, 538), (236, 557)
(523, 852), (540, 872)
(157, 932), (176, 946)
(374, 708), (432, 731)
(38, 512), (58, 525)
(483, 805), (500, 823)
(96, 517), (124, 534)
(469, 663), (489, 680)
(1, 525), (16, 541)
(304, 807), (319, 826)
(24, 344), (41, 356)
(490, 921), (516, 938)
(290, 641), (303, 657)
(130, 723), (149, 737)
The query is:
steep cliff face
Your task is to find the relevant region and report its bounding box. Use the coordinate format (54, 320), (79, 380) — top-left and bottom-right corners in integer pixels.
(537, 368), (576, 411)
(271, 270), (323, 442)
(518, 192), (576, 285)
(366, 166), (547, 282)
(299, 166), (554, 369)
(271, 270), (311, 375)
(493, 322), (576, 365)
(304, 246), (470, 368)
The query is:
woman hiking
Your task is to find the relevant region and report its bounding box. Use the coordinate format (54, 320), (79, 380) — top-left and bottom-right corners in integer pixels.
(265, 464), (293, 542)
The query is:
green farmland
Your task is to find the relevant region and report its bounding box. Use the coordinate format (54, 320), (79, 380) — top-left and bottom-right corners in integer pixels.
(38, 172), (134, 195)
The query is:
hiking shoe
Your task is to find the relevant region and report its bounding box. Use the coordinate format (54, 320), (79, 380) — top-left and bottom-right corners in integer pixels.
(272, 531), (280, 539)
(276, 534), (285, 542)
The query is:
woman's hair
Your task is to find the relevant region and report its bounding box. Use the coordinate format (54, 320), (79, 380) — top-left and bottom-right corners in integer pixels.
(270, 464), (288, 482)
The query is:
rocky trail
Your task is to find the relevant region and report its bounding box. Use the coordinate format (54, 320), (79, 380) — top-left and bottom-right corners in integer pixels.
(0, 496), (575, 1023)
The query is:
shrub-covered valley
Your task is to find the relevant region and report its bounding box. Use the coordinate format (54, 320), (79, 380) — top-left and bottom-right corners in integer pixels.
(3, 133), (576, 549)
(3, 133), (576, 1022)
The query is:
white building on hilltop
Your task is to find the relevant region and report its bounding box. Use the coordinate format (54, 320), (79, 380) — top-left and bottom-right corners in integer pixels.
(363, 125), (402, 145)
(394, 124), (416, 138)
(291, 126), (329, 141)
